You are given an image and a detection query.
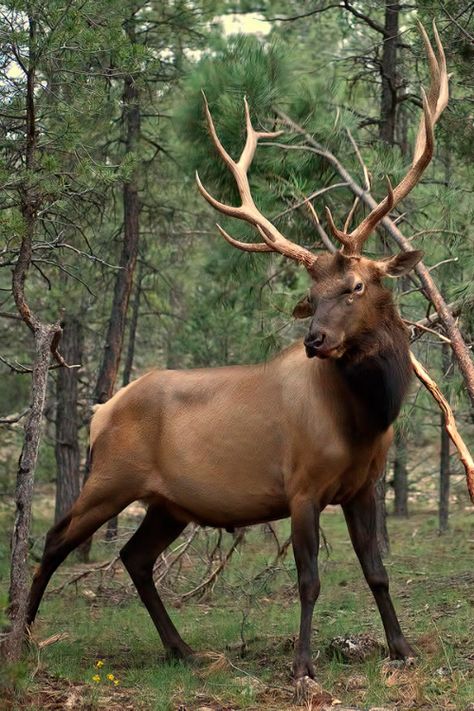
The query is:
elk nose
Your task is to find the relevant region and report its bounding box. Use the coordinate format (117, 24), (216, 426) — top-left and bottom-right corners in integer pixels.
(304, 330), (326, 357)
(305, 331), (325, 348)
(313, 331), (326, 347)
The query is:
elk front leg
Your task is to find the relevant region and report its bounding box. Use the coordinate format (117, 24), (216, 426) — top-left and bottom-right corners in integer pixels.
(343, 486), (416, 660)
(291, 498), (321, 679)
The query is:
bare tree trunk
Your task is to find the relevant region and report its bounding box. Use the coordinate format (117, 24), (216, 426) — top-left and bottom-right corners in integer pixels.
(439, 344), (451, 533)
(121, 261), (143, 387)
(55, 317), (82, 523)
(393, 428), (409, 516)
(375, 468), (390, 557)
(3, 327), (57, 662)
(105, 263), (142, 541)
(99, 17), (140, 543)
(1, 14), (61, 662)
(379, 1), (399, 144)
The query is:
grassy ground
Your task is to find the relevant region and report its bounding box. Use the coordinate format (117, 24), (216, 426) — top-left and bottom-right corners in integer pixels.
(1, 494), (473, 710)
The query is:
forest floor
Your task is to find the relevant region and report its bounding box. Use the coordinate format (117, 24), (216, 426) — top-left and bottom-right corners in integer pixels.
(0, 489), (473, 711)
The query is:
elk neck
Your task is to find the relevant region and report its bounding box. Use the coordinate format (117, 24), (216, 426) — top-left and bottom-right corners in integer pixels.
(333, 311), (412, 435)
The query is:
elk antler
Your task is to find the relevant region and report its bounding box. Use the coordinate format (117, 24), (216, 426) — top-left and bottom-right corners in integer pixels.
(196, 93), (318, 270)
(326, 21), (449, 255)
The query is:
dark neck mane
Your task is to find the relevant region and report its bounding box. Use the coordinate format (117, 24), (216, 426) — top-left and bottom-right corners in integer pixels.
(337, 315), (411, 433)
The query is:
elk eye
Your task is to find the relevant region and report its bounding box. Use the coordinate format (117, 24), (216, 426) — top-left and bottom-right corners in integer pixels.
(354, 282), (364, 293)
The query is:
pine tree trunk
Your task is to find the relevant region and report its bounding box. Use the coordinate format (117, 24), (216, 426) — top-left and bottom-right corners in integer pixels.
(379, 0), (399, 144)
(100, 18), (141, 543)
(121, 261), (142, 388)
(54, 317), (82, 523)
(105, 264), (142, 542)
(374, 1), (400, 548)
(376, 468), (390, 557)
(439, 344), (451, 533)
(393, 429), (409, 516)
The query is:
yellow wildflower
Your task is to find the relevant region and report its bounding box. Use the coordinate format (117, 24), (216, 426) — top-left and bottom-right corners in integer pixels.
(95, 660), (104, 668)
(92, 674), (101, 683)
(107, 674), (115, 681)
(114, 680), (120, 686)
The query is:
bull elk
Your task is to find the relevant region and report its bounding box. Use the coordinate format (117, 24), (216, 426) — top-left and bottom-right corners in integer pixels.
(27, 25), (448, 680)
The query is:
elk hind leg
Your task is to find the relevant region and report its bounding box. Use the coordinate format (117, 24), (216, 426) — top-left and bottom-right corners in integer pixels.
(120, 505), (193, 660)
(27, 482), (133, 627)
(343, 486), (416, 659)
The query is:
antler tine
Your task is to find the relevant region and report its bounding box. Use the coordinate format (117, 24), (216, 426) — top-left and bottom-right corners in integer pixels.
(324, 207), (353, 251)
(413, 21), (448, 164)
(328, 23), (448, 256)
(196, 95), (318, 268)
(239, 96), (283, 173)
(216, 224), (273, 252)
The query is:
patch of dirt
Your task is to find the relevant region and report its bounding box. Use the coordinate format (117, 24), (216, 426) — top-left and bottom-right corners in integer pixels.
(4, 672), (145, 711)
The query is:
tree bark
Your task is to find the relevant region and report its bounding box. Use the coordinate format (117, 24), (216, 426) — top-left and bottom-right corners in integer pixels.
(439, 344), (451, 533)
(121, 260), (143, 388)
(393, 428), (409, 516)
(54, 317), (82, 523)
(2, 14), (61, 662)
(379, 1), (399, 144)
(105, 263), (142, 541)
(375, 468), (390, 557)
(99, 17), (140, 543)
(4, 327), (56, 661)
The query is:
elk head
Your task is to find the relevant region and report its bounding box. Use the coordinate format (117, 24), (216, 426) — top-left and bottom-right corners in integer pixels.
(196, 23), (448, 361)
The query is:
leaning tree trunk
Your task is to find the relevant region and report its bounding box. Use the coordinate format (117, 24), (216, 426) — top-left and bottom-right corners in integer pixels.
(54, 317), (82, 523)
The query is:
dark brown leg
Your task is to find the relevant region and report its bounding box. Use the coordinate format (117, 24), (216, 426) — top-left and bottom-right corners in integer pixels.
(343, 486), (416, 659)
(120, 506), (193, 660)
(291, 498), (321, 679)
(28, 492), (131, 626)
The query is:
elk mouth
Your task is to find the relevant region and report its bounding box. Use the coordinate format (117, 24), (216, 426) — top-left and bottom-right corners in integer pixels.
(305, 341), (345, 360)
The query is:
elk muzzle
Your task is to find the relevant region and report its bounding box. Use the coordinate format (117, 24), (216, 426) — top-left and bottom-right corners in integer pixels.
(304, 328), (343, 360)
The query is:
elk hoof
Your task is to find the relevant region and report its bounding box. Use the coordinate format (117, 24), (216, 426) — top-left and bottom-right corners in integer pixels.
(389, 637), (417, 661)
(165, 643), (195, 662)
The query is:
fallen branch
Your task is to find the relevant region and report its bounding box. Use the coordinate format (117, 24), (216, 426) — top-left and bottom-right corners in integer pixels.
(47, 555), (120, 595)
(410, 352), (474, 503)
(180, 530), (244, 602)
(155, 525), (199, 584)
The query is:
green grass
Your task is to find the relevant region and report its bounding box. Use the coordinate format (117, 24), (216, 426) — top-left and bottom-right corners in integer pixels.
(1, 495), (473, 710)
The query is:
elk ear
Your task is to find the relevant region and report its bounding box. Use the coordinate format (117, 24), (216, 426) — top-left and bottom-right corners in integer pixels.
(377, 250), (424, 278)
(293, 295), (313, 319)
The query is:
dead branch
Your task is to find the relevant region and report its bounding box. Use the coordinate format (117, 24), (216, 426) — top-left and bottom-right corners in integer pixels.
(0, 408), (30, 425)
(404, 318), (451, 344)
(180, 530), (245, 602)
(154, 525), (199, 584)
(410, 352), (474, 503)
(47, 555), (120, 595)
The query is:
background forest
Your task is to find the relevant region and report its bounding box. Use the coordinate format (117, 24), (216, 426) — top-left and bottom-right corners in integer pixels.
(0, 1), (473, 710)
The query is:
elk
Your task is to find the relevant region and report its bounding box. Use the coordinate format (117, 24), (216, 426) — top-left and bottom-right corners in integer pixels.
(27, 25), (448, 681)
